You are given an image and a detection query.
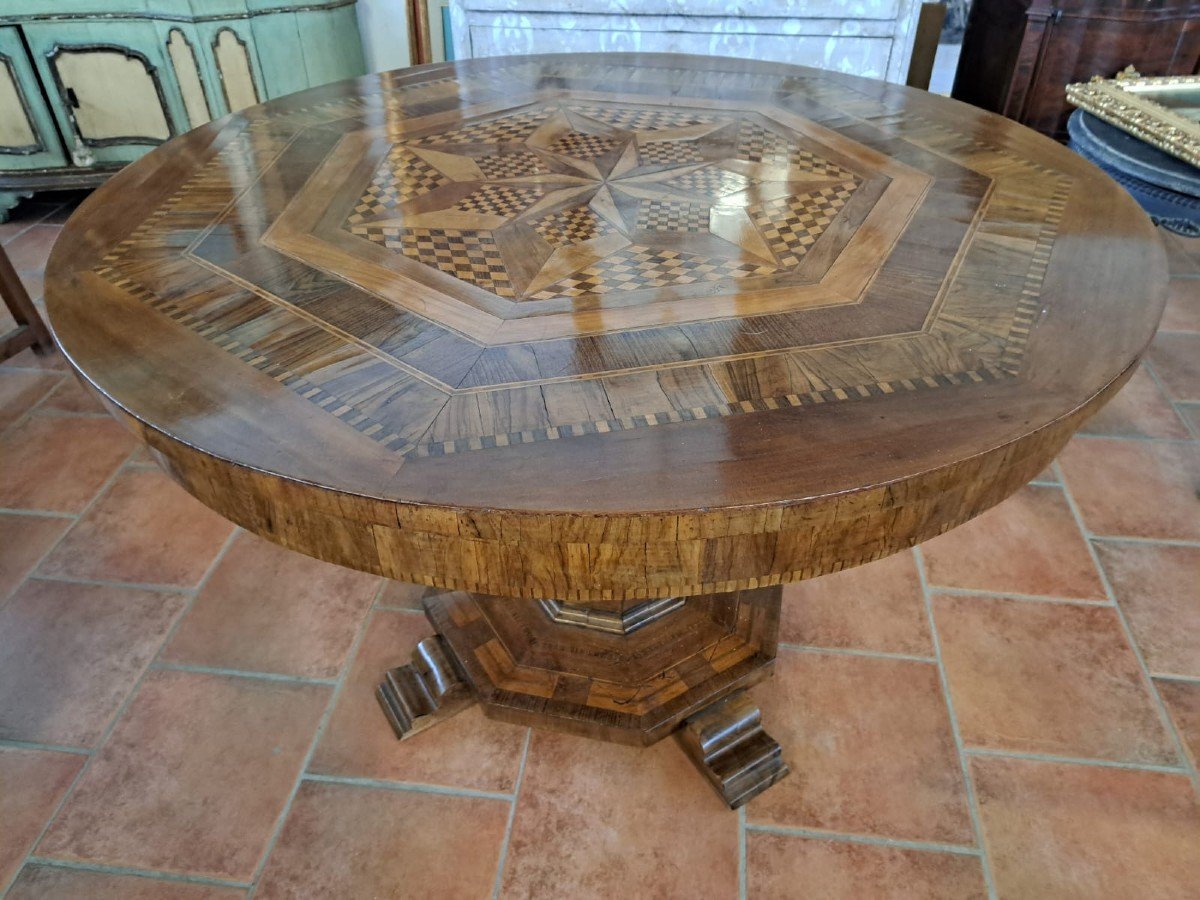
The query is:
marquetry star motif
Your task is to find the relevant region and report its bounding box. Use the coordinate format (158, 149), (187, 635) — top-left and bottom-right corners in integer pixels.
(343, 102), (862, 301)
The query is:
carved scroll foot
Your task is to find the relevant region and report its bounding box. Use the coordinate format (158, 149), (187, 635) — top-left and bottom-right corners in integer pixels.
(677, 690), (790, 809)
(376, 635), (476, 740)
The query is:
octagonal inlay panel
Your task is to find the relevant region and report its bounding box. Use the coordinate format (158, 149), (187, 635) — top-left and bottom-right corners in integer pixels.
(259, 94), (930, 345)
(337, 102), (864, 304)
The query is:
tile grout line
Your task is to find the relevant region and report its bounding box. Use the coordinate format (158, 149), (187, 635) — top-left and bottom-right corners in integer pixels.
(0, 450), (139, 617)
(1088, 534), (1200, 549)
(1056, 473), (1200, 795)
(20, 857), (251, 892)
(0, 202), (66, 255)
(490, 726), (533, 900)
(1163, 340), (1200, 438)
(777, 643), (936, 664)
(20, 446), (142, 577)
(0, 738), (90, 756)
(25, 408), (113, 422)
(1152, 672), (1200, 686)
(0, 362), (66, 377)
(1, 525), (240, 899)
(0, 216), (42, 251)
(27, 375), (113, 425)
(1070, 431), (1195, 445)
(148, 527), (241, 657)
(303, 771), (515, 803)
(1047, 459), (1063, 482)
(737, 805), (748, 900)
(1138, 355), (1198, 439)
(0, 375), (71, 438)
(963, 747), (1189, 775)
(1139, 356), (1173, 400)
(29, 573), (196, 596)
(0, 759), (88, 900)
(912, 545), (999, 900)
(24, 380), (74, 420)
(1141, 356), (1197, 436)
(916, 585), (1112, 607)
(0, 507), (76, 520)
(742, 822), (982, 857)
(1177, 403), (1200, 440)
(150, 661), (339, 686)
(0, 377), (64, 438)
(246, 584), (386, 897)
(1132, 355), (1200, 439)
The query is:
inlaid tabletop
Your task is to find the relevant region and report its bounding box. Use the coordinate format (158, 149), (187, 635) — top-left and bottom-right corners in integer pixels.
(45, 54), (1168, 601)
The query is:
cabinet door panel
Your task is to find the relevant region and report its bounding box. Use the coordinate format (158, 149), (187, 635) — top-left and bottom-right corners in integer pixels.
(207, 25), (262, 114)
(165, 27), (213, 130)
(54, 48), (171, 143)
(0, 26), (66, 170)
(21, 21), (181, 166)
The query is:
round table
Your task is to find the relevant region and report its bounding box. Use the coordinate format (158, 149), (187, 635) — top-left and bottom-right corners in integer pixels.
(45, 53), (1168, 809)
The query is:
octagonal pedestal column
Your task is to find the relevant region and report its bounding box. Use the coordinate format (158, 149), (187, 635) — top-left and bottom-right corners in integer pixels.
(377, 585), (790, 808)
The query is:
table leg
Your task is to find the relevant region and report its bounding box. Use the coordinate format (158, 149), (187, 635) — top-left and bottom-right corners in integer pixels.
(678, 690), (791, 809)
(376, 584), (789, 808)
(0, 242), (54, 360)
(376, 634), (476, 739)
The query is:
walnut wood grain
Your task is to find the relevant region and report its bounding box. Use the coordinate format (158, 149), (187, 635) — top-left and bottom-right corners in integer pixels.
(423, 585), (782, 746)
(44, 53), (1168, 608)
(376, 635), (476, 739)
(678, 690), (791, 809)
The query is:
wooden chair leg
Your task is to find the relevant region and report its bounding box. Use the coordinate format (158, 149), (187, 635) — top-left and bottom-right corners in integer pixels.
(906, 2), (948, 91)
(0, 242), (54, 360)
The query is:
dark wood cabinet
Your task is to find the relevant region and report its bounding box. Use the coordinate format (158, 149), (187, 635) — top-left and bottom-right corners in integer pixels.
(952, 0), (1200, 140)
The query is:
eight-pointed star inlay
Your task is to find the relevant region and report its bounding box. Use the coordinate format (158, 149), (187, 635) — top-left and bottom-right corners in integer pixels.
(342, 102), (863, 301)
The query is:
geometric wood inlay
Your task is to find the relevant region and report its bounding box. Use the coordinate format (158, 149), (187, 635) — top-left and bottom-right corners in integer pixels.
(88, 69), (1077, 464)
(424, 585), (782, 745)
(46, 54), (1167, 603)
(342, 101), (864, 302)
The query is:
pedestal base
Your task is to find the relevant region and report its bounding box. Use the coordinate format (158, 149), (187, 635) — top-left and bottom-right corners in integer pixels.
(377, 585), (789, 808)
(376, 636), (474, 740)
(678, 690), (791, 809)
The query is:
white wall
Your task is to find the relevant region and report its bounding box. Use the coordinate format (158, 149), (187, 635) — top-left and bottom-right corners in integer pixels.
(356, 0), (412, 74)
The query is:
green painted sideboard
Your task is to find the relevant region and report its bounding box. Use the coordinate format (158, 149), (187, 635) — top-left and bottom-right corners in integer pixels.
(0, 0), (366, 219)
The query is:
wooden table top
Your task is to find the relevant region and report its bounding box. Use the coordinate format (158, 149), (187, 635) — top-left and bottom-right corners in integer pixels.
(45, 54), (1168, 602)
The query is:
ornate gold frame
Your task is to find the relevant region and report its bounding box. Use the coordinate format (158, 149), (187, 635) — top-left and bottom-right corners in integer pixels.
(1067, 68), (1200, 169)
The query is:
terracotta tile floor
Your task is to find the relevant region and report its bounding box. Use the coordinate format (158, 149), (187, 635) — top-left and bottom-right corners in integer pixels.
(1, 194), (1199, 899)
